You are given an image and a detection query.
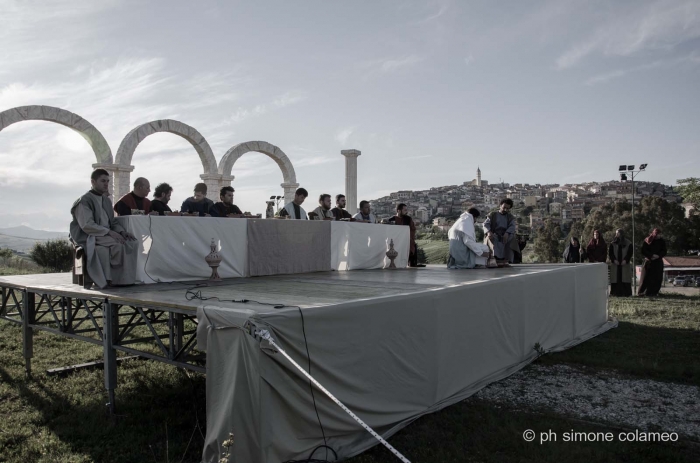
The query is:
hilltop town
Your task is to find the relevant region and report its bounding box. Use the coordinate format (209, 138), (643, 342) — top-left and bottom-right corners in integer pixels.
(370, 167), (686, 232)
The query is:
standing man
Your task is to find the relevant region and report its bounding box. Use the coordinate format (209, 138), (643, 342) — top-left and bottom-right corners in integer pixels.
(114, 177), (151, 216)
(70, 169), (138, 288)
(211, 186), (243, 217)
(150, 183), (173, 216)
(310, 194), (335, 220)
(353, 201), (377, 223)
(447, 208), (490, 268)
(563, 237), (583, 263)
(181, 183), (214, 216)
(331, 194), (353, 220)
(609, 228), (633, 297)
(638, 228), (667, 297)
(389, 203), (417, 267)
(279, 188), (309, 219)
(483, 199), (516, 266)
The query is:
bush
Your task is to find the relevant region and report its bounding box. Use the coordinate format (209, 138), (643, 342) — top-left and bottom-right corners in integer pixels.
(30, 239), (73, 272)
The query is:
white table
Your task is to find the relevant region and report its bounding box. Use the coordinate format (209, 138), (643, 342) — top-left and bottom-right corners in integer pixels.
(330, 221), (409, 270)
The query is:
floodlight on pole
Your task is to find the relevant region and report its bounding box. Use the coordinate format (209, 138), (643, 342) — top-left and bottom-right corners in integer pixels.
(640, 164), (647, 170)
(627, 165), (635, 171)
(616, 163), (649, 295)
(619, 165), (627, 171)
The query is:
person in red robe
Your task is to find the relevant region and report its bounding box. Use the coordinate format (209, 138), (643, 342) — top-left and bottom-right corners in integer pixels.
(586, 229), (607, 263)
(114, 177), (151, 216)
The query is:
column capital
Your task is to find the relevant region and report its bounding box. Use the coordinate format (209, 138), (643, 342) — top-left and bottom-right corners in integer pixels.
(92, 163), (135, 173)
(340, 149), (361, 158)
(281, 182), (300, 189)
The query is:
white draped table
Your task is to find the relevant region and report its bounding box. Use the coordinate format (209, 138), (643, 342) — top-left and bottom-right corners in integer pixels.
(116, 217), (410, 283)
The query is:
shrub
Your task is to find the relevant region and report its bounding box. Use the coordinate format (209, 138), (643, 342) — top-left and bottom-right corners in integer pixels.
(30, 239), (73, 272)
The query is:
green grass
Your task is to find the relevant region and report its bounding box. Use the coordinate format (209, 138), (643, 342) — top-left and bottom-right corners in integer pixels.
(416, 239), (449, 264)
(1, 285), (699, 462)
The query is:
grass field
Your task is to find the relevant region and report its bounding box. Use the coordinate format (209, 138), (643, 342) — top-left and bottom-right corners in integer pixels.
(1, 284), (698, 462)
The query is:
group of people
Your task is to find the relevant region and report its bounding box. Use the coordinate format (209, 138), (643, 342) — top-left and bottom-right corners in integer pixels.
(112, 177), (244, 218)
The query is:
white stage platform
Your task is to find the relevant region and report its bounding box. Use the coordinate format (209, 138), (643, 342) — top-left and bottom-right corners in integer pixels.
(196, 263), (615, 463)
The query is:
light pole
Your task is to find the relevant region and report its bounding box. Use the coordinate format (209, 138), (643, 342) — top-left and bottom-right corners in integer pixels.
(269, 195), (283, 213)
(619, 163), (648, 294)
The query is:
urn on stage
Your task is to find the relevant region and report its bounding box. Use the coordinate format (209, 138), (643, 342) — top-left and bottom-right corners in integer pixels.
(205, 239), (222, 281)
(386, 239), (398, 269)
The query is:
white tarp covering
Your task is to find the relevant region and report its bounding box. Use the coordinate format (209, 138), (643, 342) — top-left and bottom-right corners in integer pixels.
(331, 222), (409, 270)
(198, 264), (615, 463)
(118, 216), (248, 283)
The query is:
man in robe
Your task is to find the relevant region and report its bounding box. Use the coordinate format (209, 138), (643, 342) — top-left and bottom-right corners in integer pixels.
(510, 235), (528, 263)
(331, 194), (353, 220)
(310, 194), (335, 220)
(353, 201), (377, 223)
(586, 230), (607, 263)
(609, 228), (633, 297)
(389, 203), (418, 267)
(181, 183), (214, 216)
(69, 169), (138, 289)
(211, 186), (243, 217)
(483, 198), (516, 266)
(447, 208), (490, 268)
(114, 177), (151, 215)
(638, 228), (667, 297)
(150, 183), (173, 216)
(563, 237), (583, 263)
(279, 188), (309, 219)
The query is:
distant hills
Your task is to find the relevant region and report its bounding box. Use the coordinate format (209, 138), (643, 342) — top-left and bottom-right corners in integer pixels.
(0, 226), (69, 252)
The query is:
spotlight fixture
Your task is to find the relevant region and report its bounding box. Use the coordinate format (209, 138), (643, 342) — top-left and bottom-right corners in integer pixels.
(640, 164), (648, 170)
(627, 165), (635, 171)
(620, 173), (628, 181)
(619, 165), (627, 171)
(269, 195), (276, 200)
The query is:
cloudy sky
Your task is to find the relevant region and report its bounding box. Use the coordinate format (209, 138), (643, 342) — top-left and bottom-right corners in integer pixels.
(1, 0), (698, 231)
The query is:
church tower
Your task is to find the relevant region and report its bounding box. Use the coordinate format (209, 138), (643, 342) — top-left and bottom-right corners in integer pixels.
(476, 166), (482, 187)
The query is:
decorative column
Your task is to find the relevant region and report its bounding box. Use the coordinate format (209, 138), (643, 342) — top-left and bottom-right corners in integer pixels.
(200, 173), (225, 201)
(281, 182), (300, 205)
(341, 149), (361, 214)
(92, 162), (133, 199)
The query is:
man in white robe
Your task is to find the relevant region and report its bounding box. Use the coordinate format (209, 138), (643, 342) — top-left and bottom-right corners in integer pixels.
(279, 187), (309, 220)
(69, 169), (138, 288)
(447, 208), (490, 269)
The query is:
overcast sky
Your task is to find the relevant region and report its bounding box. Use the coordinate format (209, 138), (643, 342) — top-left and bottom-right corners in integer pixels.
(1, 0), (698, 231)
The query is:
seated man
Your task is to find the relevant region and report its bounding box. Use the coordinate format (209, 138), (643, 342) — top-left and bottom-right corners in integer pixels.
(310, 194), (335, 220)
(447, 208), (490, 268)
(483, 198), (516, 266)
(331, 194), (353, 220)
(114, 177), (151, 215)
(388, 203), (418, 267)
(181, 182), (214, 216)
(352, 200), (377, 223)
(279, 188), (309, 219)
(150, 182), (174, 216)
(211, 186), (243, 217)
(69, 169), (138, 288)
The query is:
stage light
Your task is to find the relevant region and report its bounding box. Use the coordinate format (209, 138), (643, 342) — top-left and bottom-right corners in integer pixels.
(628, 165), (635, 171)
(270, 195), (276, 200)
(620, 174), (628, 181)
(640, 164), (647, 170)
(619, 165), (626, 171)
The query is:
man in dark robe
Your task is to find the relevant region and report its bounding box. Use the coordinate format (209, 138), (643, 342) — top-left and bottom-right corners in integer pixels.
(331, 194), (353, 220)
(150, 183), (173, 216)
(388, 203), (418, 267)
(279, 188), (309, 219)
(181, 183), (214, 216)
(609, 228), (633, 297)
(483, 198), (516, 266)
(211, 186), (243, 217)
(114, 177), (151, 216)
(638, 228), (667, 297)
(586, 230), (607, 263)
(563, 237), (583, 263)
(310, 194), (335, 220)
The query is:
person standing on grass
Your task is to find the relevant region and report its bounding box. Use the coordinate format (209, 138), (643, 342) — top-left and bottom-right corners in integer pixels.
(638, 228), (667, 297)
(563, 237), (584, 263)
(609, 228), (633, 297)
(586, 229), (607, 263)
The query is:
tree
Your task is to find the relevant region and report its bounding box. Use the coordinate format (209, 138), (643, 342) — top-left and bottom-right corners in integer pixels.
(30, 240), (73, 272)
(677, 177), (700, 212)
(532, 219), (561, 263)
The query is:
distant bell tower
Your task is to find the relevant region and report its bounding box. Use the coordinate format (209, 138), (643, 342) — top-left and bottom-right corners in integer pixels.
(476, 166), (482, 187)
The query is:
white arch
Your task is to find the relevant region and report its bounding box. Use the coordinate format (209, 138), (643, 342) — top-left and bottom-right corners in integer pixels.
(115, 119), (218, 199)
(0, 105), (113, 164)
(218, 141), (299, 203)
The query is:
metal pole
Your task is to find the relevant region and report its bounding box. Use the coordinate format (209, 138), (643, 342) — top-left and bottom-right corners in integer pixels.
(632, 172), (636, 295)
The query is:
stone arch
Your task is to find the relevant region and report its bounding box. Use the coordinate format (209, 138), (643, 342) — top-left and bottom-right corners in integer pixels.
(115, 119), (219, 199)
(218, 141), (299, 204)
(0, 105), (116, 190)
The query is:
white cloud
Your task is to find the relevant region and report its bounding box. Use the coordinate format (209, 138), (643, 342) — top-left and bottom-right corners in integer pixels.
(335, 127), (355, 145)
(380, 55), (425, 73)
(557, 0), (700, 69)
